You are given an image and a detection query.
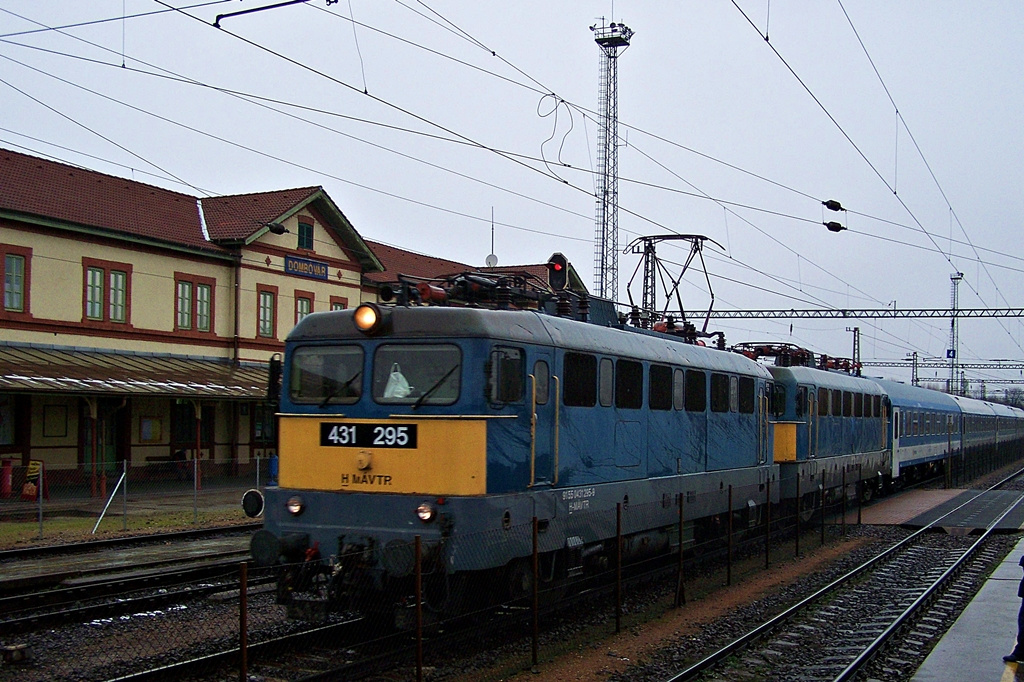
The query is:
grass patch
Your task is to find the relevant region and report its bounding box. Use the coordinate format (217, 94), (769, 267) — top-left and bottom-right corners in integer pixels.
(0, 510), (254, 550)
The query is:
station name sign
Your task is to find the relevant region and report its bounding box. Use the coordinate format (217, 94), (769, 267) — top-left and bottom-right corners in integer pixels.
(285, 255), (329, 281)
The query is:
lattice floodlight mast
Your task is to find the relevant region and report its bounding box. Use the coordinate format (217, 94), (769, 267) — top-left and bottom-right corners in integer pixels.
(949, 272), (963, 394)
(591, 19), (633, 301)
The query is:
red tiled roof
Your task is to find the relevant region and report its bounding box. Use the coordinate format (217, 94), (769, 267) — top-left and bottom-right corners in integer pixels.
(364, 240), (471, 283)
(480, 263), (549, 282)
(201, 187), (321, 241)
(363, 242), (589, 294)
(0, 149), (350, 259)
(0, 148), (221, 252)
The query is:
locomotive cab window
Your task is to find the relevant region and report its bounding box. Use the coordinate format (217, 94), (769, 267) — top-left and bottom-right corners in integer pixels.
(290, 345), (364, 405)
(489, 347), (524, 404)
(818, 388), (829, 416)
(373, 344), (461, 405)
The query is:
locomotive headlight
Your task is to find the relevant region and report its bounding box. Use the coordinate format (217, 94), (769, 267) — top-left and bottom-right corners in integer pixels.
(416, 502), (436, 522)
(286, 495), (305, 516)
(353, 303), (389, 335)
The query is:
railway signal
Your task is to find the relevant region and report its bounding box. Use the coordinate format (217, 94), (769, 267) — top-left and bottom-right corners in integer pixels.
(546, 253), (568, 291)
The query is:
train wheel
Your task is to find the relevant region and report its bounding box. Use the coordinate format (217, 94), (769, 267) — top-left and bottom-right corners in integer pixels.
(505, 558), (534, 603)
(798, 493), (818, 523)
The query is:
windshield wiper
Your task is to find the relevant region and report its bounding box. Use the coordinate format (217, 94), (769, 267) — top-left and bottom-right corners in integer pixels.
(319, 370), (361, 408)
(412, 365), (458, 410)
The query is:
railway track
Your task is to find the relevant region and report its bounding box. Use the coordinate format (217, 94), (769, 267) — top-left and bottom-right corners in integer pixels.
(0, 552), (259, 635)
(661, 467), (1024, 682)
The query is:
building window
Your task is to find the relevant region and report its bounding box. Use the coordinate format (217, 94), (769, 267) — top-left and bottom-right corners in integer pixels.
(330, 296), (348, 311)
(258, 288), (276, 338)
(297, 222), (314, 250)
(196, 284), (211, 331)
(175, 274), (215, 333)
(1, 245), (31, 319)
(82, 258), (131, 325)
(295, 290), (313, 324)
(177, 281), (193, 329)
(86, 267), (104, 319)
(4, 254), (24, 312)
(109, 270), (126, 322)
(253, 402), (276, 444)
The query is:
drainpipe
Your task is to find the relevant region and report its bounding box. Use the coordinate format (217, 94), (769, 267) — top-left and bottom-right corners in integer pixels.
(233, 252), (242, 367)
(194, 399), (203, 491)
(86, 397), (98, 498)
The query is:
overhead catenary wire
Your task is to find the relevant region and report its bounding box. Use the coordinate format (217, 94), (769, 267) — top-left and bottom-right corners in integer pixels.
(6, 2), (1015, 372)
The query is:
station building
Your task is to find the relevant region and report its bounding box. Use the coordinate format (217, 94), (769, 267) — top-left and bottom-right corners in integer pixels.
(0, 148), (383, 486)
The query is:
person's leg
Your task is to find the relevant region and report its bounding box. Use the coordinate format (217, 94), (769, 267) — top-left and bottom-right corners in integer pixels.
(1016, 599), (1024, 655)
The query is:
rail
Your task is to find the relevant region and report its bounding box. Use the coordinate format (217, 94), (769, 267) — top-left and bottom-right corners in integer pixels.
(663, 464), (1024, 682)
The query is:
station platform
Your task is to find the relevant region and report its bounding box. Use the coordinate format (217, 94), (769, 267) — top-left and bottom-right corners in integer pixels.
(911, 536), (1024, 682)
(854, 488), (1024, 532)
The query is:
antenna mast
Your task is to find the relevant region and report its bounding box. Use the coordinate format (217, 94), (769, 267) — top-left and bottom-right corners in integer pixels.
(591, 18), (633, 301)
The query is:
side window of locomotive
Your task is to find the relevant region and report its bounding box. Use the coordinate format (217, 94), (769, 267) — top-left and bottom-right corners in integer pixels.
(290, 345), (364, 405)
(831, 389), (842, 417)
(843, 391), (853, 417)
(616, 359), (643, 409)
(818, 388), (829, 416)
(729, 375), (739, 412)
(563, 352), (597, 407)
(649, 364), (673, 411)
(737, 376), (755, 414)
(710, 373), (730, 413)
(672, 368), (686, 410)
(373, 344), (461, 405)
(599, 358), (614, 407)
(488, 347), (523, 404)
(533, 360), (550, 405)
(873, 395), (881, 418)
(686, 370), (707, 412)
(854, 393), (863, 418)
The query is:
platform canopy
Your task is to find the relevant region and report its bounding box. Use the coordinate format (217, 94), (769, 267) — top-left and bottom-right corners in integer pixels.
(0, 344), (268, 399)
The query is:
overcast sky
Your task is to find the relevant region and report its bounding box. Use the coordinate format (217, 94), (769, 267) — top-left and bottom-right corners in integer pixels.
(3, 1), (1024, 392)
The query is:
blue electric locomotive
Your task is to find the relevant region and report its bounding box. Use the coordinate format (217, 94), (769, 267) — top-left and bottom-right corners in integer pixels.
(247, 293), (1024, 623)
(250, 301), (778, 619)
(767, 364), (889, 500)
